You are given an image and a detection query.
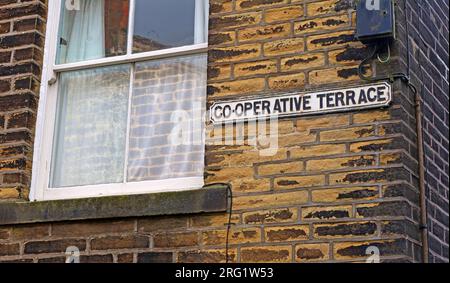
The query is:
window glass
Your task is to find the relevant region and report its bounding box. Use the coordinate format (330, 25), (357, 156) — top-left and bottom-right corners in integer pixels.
(57, 0), (129, 64)
(42, 0), (208, 198)
(133, 0), (207, 53)
(50, 65), (130, 188)
(128, 54), (207, 181)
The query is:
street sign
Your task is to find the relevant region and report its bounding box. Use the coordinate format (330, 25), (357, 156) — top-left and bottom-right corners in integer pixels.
(210, 83), (392, 124)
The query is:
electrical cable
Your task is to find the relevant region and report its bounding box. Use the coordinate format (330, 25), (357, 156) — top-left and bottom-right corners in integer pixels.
(357, 42), (417, 95)
(377, 44), (391, 63)
(225, 184), (233, 264)
(357, 0), (418, 95)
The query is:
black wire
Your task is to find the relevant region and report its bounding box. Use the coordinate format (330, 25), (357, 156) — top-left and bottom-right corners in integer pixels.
(357, 42), (417, 94)
(357, 43), (417, 95)
(225, 184), (233, 263)
(357, 0), (418, 95)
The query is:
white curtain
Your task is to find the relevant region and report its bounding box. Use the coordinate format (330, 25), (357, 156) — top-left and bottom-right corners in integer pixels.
(58, 0), (105, 64)
(128, 54), (207, 182)
(51, 65), (130, 188)
(51, 0), (129, 188)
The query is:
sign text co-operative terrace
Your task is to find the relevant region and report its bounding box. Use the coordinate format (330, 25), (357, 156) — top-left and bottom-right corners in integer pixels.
(210, 83), (392, 123)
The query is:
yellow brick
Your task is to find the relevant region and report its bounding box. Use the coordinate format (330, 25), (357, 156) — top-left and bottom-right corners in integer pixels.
(258, 161), (303, 176)
(206, 149), (287, 167)
(208, 65), (232, 81)
(328, 45), (368, 65)
(378, 125), (387, 136)
(290, 144), (346, 159)
(320, 126), (375, 142)
(380, 153), (401, 166)
(353, 110), (391, 124)
(351, 10), (357, 26)
(205, 167), (270, 193)
(234, 190), (309, 210)
(268, 73), (305, 90)
(311, 187), (379, 203)
(236, 0), (289, 11)
(205, 143), (255, 153)
(265, 225), (309, 242)
(264, 38), (305, 56)
(301, 205), (353, 220)
(277, 120), (296, 134)
(350, 139), (393, 153)
(191, 214), (240, 228)
(206, 167), (254, 181)
(281, 53), (325, 71)
(202, 228), (261, 245)
(295, 14), (350, 35)
(334, 240), (397, 260)
(306, 31), (355, 51)
(208, 78), (266, 97)
(178, 248), (238, 263)
(265, 5), (304, 23)
(307, 0), (342, 16)
(206, 167), (271, 193)
(238, 23), (291, 42)
(210, 12), (262, 31)
(309, 65), (370, 85)
(274, 175), (325, 190)
(0, 188), (20, 199)
(224, 119), (294, 136)
(306, 155), (376, 171)
(313, 222), (377, 239)
(233, 178), (272, 193)
(278, 132), (317, 147)
(234, 59), (278, 77)
(329, 169), (386, 185)
(243, 208), (298, 224)
(296, 243), (330, 262)
(297, 115), (349, 132)
(209, 43), (261, 63)
(210, 0), (234, 14)
(241, 246), (292, 263)
(209, 31), (236, 46)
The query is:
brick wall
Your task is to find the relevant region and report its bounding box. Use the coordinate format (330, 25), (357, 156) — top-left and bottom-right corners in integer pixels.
(0, 0), (447, 263)
(399, 0), (449, 263)
(0, 0), (46, 201)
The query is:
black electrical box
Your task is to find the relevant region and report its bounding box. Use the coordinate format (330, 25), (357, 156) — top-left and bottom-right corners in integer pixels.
(356, 0), (395, 43)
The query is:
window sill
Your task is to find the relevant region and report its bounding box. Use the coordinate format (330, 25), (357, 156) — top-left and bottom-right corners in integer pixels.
(0, 185), (228, 226)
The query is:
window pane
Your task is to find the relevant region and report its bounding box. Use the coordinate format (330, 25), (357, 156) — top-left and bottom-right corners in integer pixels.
(133, 0), (207, 53)
(50, 65), (130, 188)
(57, 0), (129, 64)
(128, 54), (207, 182)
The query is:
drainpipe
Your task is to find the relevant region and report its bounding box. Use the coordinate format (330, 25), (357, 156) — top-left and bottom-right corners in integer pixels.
(414, 91), (429, 263)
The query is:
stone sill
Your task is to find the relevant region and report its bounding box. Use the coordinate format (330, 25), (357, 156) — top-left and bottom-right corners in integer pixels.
(0, 185), (229, 226)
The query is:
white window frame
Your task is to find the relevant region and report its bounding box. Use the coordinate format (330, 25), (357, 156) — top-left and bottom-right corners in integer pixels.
(30, 0), (209, 201)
